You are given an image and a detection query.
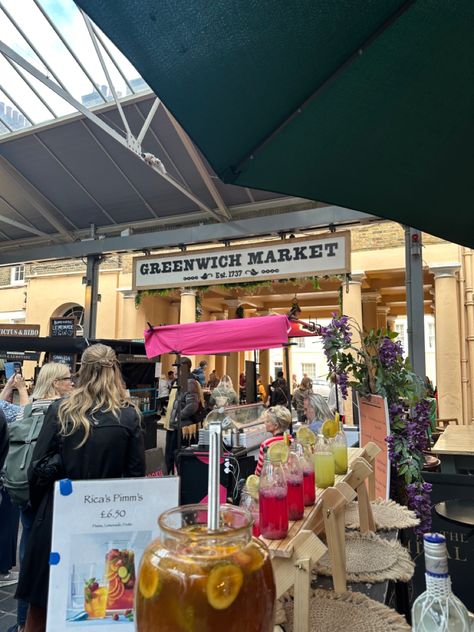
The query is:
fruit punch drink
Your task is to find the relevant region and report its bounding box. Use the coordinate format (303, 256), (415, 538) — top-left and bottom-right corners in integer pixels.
(84, 578), (108, 619)
(286, 478), (304, 521)
(105, 548), (135, 611)
(136, 504), (275, 632)
(259, 488), (289, 539)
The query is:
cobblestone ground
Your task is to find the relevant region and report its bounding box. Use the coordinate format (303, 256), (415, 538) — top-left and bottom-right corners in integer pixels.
(0, 579), (17, 631)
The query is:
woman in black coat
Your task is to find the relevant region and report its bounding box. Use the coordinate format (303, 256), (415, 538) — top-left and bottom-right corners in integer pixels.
(16, 344), (145, 632)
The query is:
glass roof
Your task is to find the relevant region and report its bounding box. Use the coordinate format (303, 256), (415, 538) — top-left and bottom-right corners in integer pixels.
(0, 0), (150, 137)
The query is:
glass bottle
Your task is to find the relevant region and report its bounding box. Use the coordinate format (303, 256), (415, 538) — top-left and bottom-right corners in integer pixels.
(313, 435), (335, 489)
(299, 442), (316, 506)
(136, 504), (275, 631)
(285, 442), (304, 520)
(259, 447), (289, 539)
(412, 533), (470, 632)
(240, 485), (260, 537)
(331, 421), (348, 475)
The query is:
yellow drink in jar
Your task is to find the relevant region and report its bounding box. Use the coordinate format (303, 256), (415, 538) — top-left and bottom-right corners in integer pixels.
(84, 585), (108, 619)
(314, 452), (335, 488)
(332, 443), (348, 475)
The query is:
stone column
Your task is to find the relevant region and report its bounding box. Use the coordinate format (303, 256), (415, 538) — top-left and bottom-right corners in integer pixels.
(362, 292), (380, 333)
(161, 301), (180, 374)
(212, 311), (228, 378)
(377, 306), (390, 330)
(258, 349), (271, 394)
(342, 272), (365, 424)
(225, 300), (240, 390)
(430, 264), (463, 422)
(180, 289), (196, 365)
(387, 314), (397, 332)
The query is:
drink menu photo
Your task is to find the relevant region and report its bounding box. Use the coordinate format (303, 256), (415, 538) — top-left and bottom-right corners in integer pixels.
(46, 477), (179, 631)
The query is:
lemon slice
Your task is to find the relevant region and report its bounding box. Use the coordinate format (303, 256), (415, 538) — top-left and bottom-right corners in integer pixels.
(267, 441), (290, 463)
(322, 419), (338, 439)
(206, 563), (244, 610)
(296, 426), (316, 446)
(245, 474), (260, 500)
(138, 554), (162, 599)
(233, 543), (265, 574)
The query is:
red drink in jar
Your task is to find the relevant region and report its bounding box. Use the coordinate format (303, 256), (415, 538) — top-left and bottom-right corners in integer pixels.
(286, 478), (304, 520)
(303, 469), (316, 506)
(259, 488), (288, 539)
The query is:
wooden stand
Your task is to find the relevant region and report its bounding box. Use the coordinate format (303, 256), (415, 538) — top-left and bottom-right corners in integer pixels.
(359, 442), (381, 501)
(341, 457), (376, 533)
(272, 530), (327, 632)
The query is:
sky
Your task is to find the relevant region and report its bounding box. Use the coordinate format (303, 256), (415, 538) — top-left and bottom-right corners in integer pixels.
(0, 0), (147, 133)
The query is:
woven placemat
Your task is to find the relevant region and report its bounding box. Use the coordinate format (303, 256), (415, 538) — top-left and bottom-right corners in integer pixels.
(314, 532), (414, 583)
(281, 589), (410, 632)
(345, 499), (420, 531)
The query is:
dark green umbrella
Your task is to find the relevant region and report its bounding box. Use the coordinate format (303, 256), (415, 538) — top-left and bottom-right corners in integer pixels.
(76, 0), (474, 246)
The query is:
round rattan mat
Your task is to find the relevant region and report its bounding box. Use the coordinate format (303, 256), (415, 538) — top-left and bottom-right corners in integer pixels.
(345, 499), (420, 531)
(282, 589), (410, 632)
(315, 532), (414, 583)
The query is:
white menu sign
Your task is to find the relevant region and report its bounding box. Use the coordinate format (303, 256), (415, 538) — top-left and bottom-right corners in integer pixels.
(46, 476), (179, 631)
(134, 232), (350, 290)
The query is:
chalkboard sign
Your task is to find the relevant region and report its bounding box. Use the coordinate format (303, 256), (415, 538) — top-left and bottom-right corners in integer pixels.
(50, 317), (76, 337)
(49, 353), (76, 372)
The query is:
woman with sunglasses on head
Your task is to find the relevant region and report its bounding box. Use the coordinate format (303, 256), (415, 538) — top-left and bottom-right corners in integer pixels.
(16, 344), (145, 632)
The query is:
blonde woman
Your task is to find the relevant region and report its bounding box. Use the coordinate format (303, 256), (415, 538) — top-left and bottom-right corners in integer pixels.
(16, 344), (145, 632)
(254, 405), (292, 476)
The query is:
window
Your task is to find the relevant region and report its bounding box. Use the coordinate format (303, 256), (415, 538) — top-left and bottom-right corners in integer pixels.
(296, 337), (306, 348)
(301, 363), (316, 380)
(394, 322), (406, 353)
(427, 321), (435, 351)
(10, 264), (25, 285)
(273, 361), (283, 377)
(62, 305), (85, 337)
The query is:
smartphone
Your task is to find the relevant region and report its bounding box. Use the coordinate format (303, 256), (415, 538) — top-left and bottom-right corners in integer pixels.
(5, 362), (22, 379)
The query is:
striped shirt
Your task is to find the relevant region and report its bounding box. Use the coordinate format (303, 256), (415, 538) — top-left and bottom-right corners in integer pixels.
(15, 398), (55, 422)
(255, 434), (285, 477)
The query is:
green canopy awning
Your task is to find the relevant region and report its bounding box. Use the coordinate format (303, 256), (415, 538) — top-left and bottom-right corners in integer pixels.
(76, 0), (474, 246)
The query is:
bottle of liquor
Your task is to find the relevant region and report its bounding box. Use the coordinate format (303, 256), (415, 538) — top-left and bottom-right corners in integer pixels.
(412, 533), (470, 631)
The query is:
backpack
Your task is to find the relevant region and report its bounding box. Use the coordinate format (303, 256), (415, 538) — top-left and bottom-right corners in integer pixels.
(4, 403), (47, 507)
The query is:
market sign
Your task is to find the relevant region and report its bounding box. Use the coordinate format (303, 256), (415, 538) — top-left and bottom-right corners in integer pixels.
(0, 351), (40, 361)
(0, 323), (40, 337)
(134, 232), (350, 290)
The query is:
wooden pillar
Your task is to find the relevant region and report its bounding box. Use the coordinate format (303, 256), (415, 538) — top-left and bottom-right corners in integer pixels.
(431, 264), (463, 422)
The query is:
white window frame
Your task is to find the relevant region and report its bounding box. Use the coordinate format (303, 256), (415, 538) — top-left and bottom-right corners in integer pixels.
(301, 362), (317, 380)
(10, 264), (25, 285)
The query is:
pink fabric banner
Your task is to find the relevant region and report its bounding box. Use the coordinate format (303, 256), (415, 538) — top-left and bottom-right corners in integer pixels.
(144, 314), (289, 357)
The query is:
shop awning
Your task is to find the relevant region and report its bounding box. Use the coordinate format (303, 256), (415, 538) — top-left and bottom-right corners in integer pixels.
(144, 314), (290, 357)
(75, 0), (474, 247)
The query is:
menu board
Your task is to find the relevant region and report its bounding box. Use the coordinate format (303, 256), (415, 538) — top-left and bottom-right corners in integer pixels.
(47, 476), (179, 632)
(50, 317), (76, 337)
(49, 353), (77, 372)
(358, 394), (390, 500)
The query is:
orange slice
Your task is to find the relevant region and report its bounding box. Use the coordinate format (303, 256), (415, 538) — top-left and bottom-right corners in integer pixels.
(233, 543), (265, 574)
(206, 563), (243, 610)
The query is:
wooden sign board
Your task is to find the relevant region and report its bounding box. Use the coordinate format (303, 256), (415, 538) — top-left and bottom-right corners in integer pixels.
(358, 394), (390, 500)
(0, 323), (40, 337)
(50, 317), (76, 337)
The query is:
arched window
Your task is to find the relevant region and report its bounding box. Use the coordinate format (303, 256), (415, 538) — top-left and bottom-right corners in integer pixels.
(62, 305), (85, 337)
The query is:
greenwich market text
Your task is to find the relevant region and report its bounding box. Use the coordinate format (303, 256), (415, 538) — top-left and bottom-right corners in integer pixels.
(140, 242), (339, 277)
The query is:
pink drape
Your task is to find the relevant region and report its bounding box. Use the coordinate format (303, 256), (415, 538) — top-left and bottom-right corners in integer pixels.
(144, 314), (289, 357)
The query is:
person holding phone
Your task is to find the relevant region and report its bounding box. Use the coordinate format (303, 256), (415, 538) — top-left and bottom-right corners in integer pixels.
(0, 374), (29, 423)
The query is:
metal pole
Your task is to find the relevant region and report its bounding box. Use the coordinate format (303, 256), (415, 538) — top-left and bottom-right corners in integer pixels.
(83, 254), (101, 339)
(404, 226), (426, 378)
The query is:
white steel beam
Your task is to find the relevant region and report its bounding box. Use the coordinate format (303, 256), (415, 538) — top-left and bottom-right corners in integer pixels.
(0, 212), (47, 236)
(0, 156), (75, 237)
(137, 98), (160, 145)
(0, 41), (226, 223)
(166, 107), (231, 220)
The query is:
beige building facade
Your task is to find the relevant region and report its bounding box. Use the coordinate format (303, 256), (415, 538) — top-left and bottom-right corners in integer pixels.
(0, 221), (471, 424)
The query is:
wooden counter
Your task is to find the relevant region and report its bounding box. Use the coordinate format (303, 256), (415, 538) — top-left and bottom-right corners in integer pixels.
(432, 425), (474, 473)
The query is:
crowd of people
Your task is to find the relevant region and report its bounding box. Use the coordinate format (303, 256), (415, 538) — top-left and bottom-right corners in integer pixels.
(0, 350), (336, 632)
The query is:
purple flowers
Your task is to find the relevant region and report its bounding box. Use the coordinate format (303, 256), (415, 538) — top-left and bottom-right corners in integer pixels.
(407, 481), (433, 534)
(379, 336), (404, 368)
